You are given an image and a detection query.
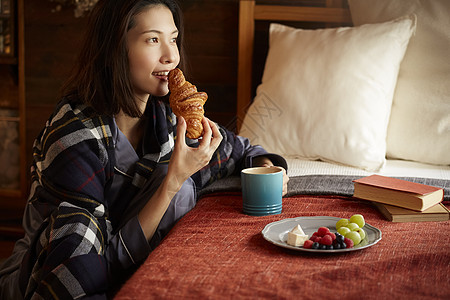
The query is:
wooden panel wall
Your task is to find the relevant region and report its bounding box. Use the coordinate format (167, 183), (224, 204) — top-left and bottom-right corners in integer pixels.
(24, 0), (89, 175)
(181, 0), (239, 129)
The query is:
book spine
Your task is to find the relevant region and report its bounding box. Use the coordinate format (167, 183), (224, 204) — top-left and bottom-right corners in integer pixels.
(353, 192), (419, 211)
(372, 203), (393, 222)
(353, 183), (427, 211)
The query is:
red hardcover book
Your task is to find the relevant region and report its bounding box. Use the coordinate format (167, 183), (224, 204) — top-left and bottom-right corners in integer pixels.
(353, 175), (444, 211)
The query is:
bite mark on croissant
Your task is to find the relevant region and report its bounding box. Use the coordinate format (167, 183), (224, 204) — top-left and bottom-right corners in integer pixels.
(168, 68), (208, 139)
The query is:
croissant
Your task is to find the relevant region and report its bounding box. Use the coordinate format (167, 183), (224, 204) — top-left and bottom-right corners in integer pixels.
(168, 68), (208, 139)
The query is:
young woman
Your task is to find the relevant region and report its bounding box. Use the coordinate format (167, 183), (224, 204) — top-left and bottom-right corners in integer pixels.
(0, 0), (288, 298)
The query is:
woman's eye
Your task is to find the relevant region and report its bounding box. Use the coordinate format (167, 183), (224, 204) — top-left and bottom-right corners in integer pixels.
(171, 37), (178, 43)
(147, 37), (158, 43)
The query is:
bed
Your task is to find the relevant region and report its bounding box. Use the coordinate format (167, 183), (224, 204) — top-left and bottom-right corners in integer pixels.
(115, 1), (450, 298)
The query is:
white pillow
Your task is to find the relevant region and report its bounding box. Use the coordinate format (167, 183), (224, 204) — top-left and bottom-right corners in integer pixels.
(349, 0), (450, 166)
(239, 17), (416, 171)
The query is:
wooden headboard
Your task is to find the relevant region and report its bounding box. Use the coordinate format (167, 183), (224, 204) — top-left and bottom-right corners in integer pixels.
(236, 0), (352, 130)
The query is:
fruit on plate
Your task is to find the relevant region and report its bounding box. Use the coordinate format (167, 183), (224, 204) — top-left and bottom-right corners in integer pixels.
(353, 227), (366, 240)
(345, 231), (362, 245)
(300, 214), (367, 250)
(344, 237), (354, 248)
(317, 227), (331, 236)
(320, 235), (333, 246)
(335, 218), (349, 229)
(303, 240), (314, 249)
(304, 230), (349, 250)
(349, 214), (365, 228)
(335, 214), (367, 246)
(346, 222), (360, 231)
(303, 226), (347, 250)
(333, 233), (349, 249)
(337, 226), (351, 236)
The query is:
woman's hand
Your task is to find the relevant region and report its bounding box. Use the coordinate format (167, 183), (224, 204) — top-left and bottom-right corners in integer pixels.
(166, 116), (223, 193)
(253, 156), (289, 196)
(138, 116), (222, 240)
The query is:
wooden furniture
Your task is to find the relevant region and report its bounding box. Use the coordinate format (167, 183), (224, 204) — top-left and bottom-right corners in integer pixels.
(0, 0), (26, 235)
(236, 0), (351, 130)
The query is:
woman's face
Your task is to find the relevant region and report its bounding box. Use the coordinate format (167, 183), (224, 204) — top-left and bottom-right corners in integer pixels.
(127, 5), (180, 101)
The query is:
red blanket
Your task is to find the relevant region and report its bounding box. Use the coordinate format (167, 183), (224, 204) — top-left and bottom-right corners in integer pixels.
(115, 193), (450, 299)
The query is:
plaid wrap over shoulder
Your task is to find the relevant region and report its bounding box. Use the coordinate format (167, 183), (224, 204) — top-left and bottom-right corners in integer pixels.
(18, 98), (271, 299)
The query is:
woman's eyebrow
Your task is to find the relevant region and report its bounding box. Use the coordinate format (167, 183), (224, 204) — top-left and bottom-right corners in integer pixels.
(141, 29), (179, 35)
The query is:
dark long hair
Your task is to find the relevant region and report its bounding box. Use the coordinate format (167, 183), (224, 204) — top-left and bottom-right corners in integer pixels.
(61, 0), (186, 118)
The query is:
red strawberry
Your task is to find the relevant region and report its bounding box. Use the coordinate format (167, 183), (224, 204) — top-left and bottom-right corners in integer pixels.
(312, 232), (319, 237)
(344, 237), (354, 248)
(317, 227), (330, 237)
(303, 240), (313, 249)
(320, 235), (333, 246)
(309, 236), (319, 242)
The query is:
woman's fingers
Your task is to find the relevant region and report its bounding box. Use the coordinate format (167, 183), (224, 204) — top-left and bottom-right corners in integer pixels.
(198, 117), (222, 151)
(208, 118), (223, 149)
(200, 117), (212, 142)
(175, 116), (187, 148)
(170, 117), (223, 183)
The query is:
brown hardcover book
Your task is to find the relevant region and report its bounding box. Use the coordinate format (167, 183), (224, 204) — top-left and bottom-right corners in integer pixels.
(373, 202), (449, 222)
(353, 175), (444, 211)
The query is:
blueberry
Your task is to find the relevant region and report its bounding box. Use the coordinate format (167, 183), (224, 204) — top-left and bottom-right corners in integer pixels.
(312, 242), (319, 249)
(334, 243), (341, 249)
(341, 242), (347, 249)
(320, 244), (327, 250)
(326, 245), (334, 250)
(336, 234), (344, 243)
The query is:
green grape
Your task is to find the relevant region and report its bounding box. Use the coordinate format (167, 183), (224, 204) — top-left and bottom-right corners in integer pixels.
(345, 231), (362, 245)
(353, 228), (366, 240)
(347, 222), (360, 231)
(337, 226), (351, 236)
(349, 214), (365, 228)
(336, 218), (349, 229)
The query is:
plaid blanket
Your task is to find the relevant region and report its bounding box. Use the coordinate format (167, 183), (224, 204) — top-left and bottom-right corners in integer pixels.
(17, 98), (272, 299)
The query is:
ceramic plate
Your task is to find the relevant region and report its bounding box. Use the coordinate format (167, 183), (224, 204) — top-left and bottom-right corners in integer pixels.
(261, 216), (382, 253)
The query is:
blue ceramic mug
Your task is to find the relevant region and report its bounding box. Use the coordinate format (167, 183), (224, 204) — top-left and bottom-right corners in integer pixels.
(241, 166), (283, 216)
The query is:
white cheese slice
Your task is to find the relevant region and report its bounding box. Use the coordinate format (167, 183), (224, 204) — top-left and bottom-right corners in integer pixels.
(291, 224), (305, 235)
(287, 232), (309, 247)
(286, 224), (309, 246)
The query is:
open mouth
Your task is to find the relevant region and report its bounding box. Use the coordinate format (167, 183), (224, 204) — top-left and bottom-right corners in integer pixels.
(152, 71), (170, 81)
(152, 71), (169, 77)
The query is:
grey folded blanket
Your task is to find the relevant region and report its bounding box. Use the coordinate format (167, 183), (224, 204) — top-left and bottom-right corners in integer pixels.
(200, 175), (450, 201)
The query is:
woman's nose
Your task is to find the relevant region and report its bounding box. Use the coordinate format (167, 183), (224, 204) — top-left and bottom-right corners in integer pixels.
(161, 43), (178, 64)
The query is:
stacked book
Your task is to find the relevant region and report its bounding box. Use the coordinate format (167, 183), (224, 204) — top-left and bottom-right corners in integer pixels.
(353, 175), (448, 222)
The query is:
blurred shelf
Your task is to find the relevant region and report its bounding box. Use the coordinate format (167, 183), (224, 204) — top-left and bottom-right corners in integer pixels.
(0, 0), (26, 206)
(0, 56), (17, 64)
